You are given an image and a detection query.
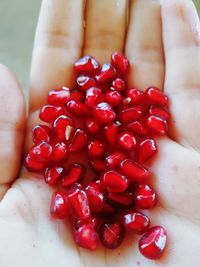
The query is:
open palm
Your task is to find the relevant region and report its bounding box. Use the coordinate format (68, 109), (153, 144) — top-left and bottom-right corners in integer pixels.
(0, 0), (200, 266)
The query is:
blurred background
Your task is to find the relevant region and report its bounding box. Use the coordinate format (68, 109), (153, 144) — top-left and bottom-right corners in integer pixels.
(0, 0), (199, 99)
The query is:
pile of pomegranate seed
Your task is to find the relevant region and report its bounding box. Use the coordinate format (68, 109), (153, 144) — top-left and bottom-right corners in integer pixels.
(25, 52), (169, 259)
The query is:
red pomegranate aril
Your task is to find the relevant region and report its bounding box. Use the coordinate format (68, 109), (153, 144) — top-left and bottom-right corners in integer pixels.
(67, 185), (91, 220)
(90, 158), (107, 173)
(25, 154), (45, 172)
(88, 140), (105, 158)
(104, 90), (122, 107)
(44, 166), (64, 185)
(29, 141), (52, 163)
(85, 183), (105, 212)
(134, 183), (157, 209)
(75, 216), (102, 231)
(99, 221), (125, 249)
(139, 226), (167, 259)
(137, 139), (157, 164)
(75, 55), (100, 75)
(66, 100), (88, 117)
(75, 224), (99, 250)
(123, 211), (150, 234)
(76, 75), (96, 91)
(111, 52), (129, 74)
(95, 63), (116, 83)
(53, 115), (74, 142)
(39, 105), (66, 123)
(62, 163), (86, 188)
(105, 151), (126, 169)
(47, 88), (70, 106)
(50, 191), (68, 219)
(119, 107), (143, 123)
(32, 125), (51, 144)
(118, 132), (137, 151)
(127, 121), (148, 136)
(70, 90), (84, 102)
(146, 115), (168, 135)
(101, 170), (129, 193)
(119, 159), (150, 182)
(149, 105), (169, 120)
(92, 102), (116, 124)
(126, 88), (144, 105)
(69, 129), (87, 153)
(104, 121), (121, 145)
(101, 203), (117, 217)
(85, 117), (100, 135)
(145, 87), (168, 107)
(51, 142), (68, 163)
(85, 87), (103, 107)
(107, 191), (133, 207)
(111, 78), (126, 92)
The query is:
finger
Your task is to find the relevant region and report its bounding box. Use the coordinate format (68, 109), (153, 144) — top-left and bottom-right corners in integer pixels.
(126, 0), (164, 90)
(0, 65), (25, 188)
(29, 0), (84, 112)
(162, 0), (200, 148)
(84, 0), (127, 62)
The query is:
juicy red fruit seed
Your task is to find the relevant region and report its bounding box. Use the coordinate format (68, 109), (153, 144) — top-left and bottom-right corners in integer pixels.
(92, 102), (116, 124)
(29, 141), (52, 163)
(47, 88), (70, 106)
(75, 216), (102, 231)
(88, 140), (106, 158)
(127, 121), (148, 136)
(32, 125), (51, 144)
(111, 52), (129, 74)
(50, 191), (68, 219)
(74, 55), (100, 75)
(75, 224), (99, 250)
(45, 166), (64, 185)
(104, 121), (121, 145)
(101, 170), (129, 193)
(62, 163), (86, 188)
(69, 128), (87, 153)
(51, 142), (68, 163)
(111, 78), (126, 92)
(104, 90), (122, 107)
(66, 100), (88, 116)
(137, 139), (158, 163)
(39, 105), (66, 123)
(149, 105), (169, 120)
(107, 191), (133, 207)
(95, 63), (116, 83)
(146, 115), (168, 135)
(90, 158), (107, 173)
(76, 75), (96, 91)
(85, 183), (105, 212)
(134, 183), (158, 209)
(85, 117), (100, 135)
(123, 211), (150, 234)
(25, 154), (45, 172)
(126, 88), (144, 105)
(85, 87), (103, 107)
(119, 106), (143, 123)
(145, 87), (168, 107)
(53, 115), (74, 142)
(139, 226), (167, 260)
(105, 151), (126, 169)
(118, 132), (137, 151)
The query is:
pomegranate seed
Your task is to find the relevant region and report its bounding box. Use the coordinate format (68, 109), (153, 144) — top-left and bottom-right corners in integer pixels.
(134, 183), (157, 209)
(51, 143), (68, 163)
(32, 125), (51, 144)
(25, 154), (45, 172)
(75, 55), (100, 75)
(146, 115), (168, 135)
(47, 88), (70, 106)
(85, 87), (103, 107)
(76, 75), (96, 91)
(85, 182), (105, 212)
(99, 221), (125, 249)
(104, 90), (122, 107)
(126, 88), (144, 105)
(145, 87), (168, 107)
(67, 185), (91, 220)
(90, 158), (107, 173)
(127, 121), (148, 136)
(119, 159), (150, 182)
(101, 170), (129, 193)
(66, 100), (88, 117)
(75, 216), (102, 230)
(137, 139), (157, 163)
(50, 191), (68, 219)
(107, 191), (133, 207)
(29, 141), (52, 163)
(92, 102), (116, 125)
(138, 226), (167, 259)
(119, 107), (143, 123)
(101, 203), (117, 217)
(70, 90), (84, 102)
(118, 132), (137, 151)
(69, 129), (87, 153)
(95, 63), (116, 83)
(111, 52), (129, 74)
(104, 121), (121, 145)
(53, 115), (74, 142)
(85, 117), (100, 135)
(105, 151), (126, 169)
(62, 163), (85, 188)
(44, 166), (64, 185)
(75, 224), (99, 250)
(149, 105), (169, 120)
(88, 140), (105, 158)
(123, 211), (150, 234)
(39, 105), (66, 123)
(111, 78), (126, 92)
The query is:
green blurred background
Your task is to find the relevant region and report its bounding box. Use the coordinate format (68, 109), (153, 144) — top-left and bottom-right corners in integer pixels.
(0, 0), (199, 99)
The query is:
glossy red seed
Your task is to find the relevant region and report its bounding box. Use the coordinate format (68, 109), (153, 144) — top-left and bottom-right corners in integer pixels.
(75, 216), (102, 231)
(32, 125), (51, 144)
(134, 183), (157, 209)
(118, 132), (137, 151)
(101, 203), (117, 217)
(47, 88), (70, 106)
(44, 166), (64, 185)
(88, 140), (105, 158)
(119, 159), (150, 182)
(104, 90), (122, 107)
(69, 129), (87, 153)
(137, 139), (157, 163)
(123, 211), (150, 234)
(92, 102), (116, 124)
(95, 63), (116, 83)
(85, 183), (105, 212)
(126, 88), (144, 105)
(101, 170), (129, 193)
(75, 55), (100, 75)
(50, 191), (68, 219)
(146, 115), (168, 135)
(67, 100), (89, 116)
(90, 158), (107, 173)
(51, 143), (68, 163)
(139, 226), (167, 259)
(145, 87), (168, 107)
(111, 78), (126, 92)
(85, 117), (100, 135)
(149, 105), (169, 120)
(62, 163), (86, 188)
(29, 141), (52, 163)
(39, 105), (66, 123)
(111, 52), (129, 74)
(105, 151), (126, 169)
(75, 224), (99, 250)
(119, 107), (143, 123)
(107, 191), (133, 207)
(127, 121), (148, 136)
(53, 115), (74, 142)
(85, 87), (103, 106)
(70, 90), (84, 102)
(104, 121), (121, 145)
(67, 185), (91, 220)
(76, 75), (96, 91)
(99, 221), (125, 249)
(25, 154), (45, 172)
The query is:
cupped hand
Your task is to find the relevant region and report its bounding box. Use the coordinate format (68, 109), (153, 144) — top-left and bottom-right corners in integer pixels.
(0, 0), (200, 266)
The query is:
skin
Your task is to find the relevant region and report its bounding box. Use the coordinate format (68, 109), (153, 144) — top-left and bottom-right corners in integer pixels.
(0, 0), (200, 266)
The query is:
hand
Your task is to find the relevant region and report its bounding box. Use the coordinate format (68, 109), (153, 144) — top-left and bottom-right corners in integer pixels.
(0, 0), (200, 266)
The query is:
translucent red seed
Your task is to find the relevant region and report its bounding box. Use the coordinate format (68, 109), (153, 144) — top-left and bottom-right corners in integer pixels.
(101, 170), (129, 193)
(111, 52), (129, 74)
(85, 182), (105, 212)
(32, 125), (51, 144)
(76, 75), (96, 91)
(39, 105), (66, 123)
(69, 129), (87, 153)
(92, 102), (116, 124)
(119, 106), (143, 123)
(105, 151), (126, 169)
(111, 78), (126, 92)
(29, 141), (52, 163)
(95, 63), (116, 83)
(53, 115), (74, 142)
(85, 87), (103, 107)
(133, 183), (157, 209)
(123, 211), (150, 234)
(126, 88), (144, 105)
(104, 121), (121, 145)
(74, 55), (100, 75)
(107, 191), (133, 207)
(50, 191), (68, 219)
(104, 90), (122, 107)
(146, 115), (168, 135)
(25, 154), (45, 172)
(88, 140), (106, 158)
(145, 87), (168, 107)
(85, 117), (100, 135)
(137, 139), (157, 163)
(44, 166), (64, 185)
(66, 100), (89, 117)
(48, 88), (70, 106)
(127, 121), (148, 136)
(149, 105), (169, 120)
(118, 132), (137, 151)
(51, 143), (68, 163)
(62, 163), (86, 188)
(75, 224), (99, 250)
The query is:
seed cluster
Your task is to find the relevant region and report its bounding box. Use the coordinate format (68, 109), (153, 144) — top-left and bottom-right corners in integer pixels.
(25, 53), (169, 260)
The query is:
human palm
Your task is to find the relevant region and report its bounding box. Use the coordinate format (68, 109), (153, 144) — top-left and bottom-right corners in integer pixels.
(0, 0), (200, 266)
